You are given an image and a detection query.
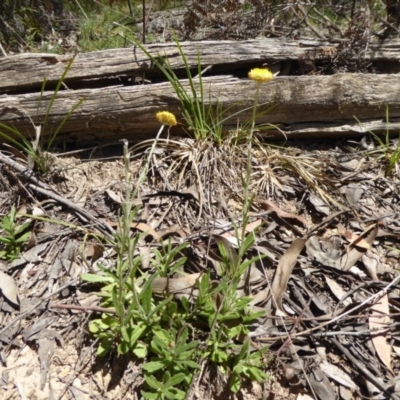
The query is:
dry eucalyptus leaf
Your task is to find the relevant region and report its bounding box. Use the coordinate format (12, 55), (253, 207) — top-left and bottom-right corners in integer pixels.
(344, 185), (363, 206)
(38, 337), (56, 390)
(340, 159), (360, 171)
(271, 238), (307, 312)
(337, 224), (371, 251)
(152, 273), (202, 295)
(305, 236), (340, 269)
(309, 193), (330, 215)
(106, 189), (123, 204)
(107, 220), (161, 241)
(320, 360), (357, 390)
(324, 276), (352, 306)
(361, 253), (379, 281)
(82, 242), (104, 263)
(221, 219), (263, 239)
(258, 198), (309, 226)
(296, 393), (314, 400)
(308, 366), (336, 400)
(0, 271), (19, 307)
(340, 224), (378, 271)
(369, 294), (392, 372)
(139, 246), (152, 270)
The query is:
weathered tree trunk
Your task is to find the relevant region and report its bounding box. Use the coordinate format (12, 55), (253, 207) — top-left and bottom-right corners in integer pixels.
(1, 38), (400, 146)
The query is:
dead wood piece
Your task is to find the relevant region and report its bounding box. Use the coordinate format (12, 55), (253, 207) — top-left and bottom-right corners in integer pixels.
(2, 38), (400, 92)
(1, 74), (400, 145)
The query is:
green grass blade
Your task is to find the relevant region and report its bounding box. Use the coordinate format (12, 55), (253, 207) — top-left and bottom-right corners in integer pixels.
(47, 96), (85, 150)
(42, 56), (76, 132)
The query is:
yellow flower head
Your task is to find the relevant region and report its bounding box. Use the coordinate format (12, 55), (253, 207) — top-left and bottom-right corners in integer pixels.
(248, 68), (274, 83)
(156, 111), (177, 126)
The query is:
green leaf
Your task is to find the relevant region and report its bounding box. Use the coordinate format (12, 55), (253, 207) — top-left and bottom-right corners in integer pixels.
(0, 126), (35, 161)
(130, 322), (146, 347)
(141, 282), (153, 315)
(89, 318), (114, 333)
(97, 338), (112, 357)
(153, 328), (171, 342)
(165, 301), (177, 317)
(162, 371), (172, 382)
(175, 340), (198, 354)
(143, 361), (165, 373)
(247, 366), (268, 382)
(118, 341), (129, 354)
(229, 372), (241, 393)
(14, 232), (30, 244)
(0, 237), (11, 245)
(179, 360), (200, 369)
(151, 335), (170, 355)
(121, 326), (130, 343)
(233, 363), (244, 374)
(149, 295), (172, 319)
(241, 232), (255, 254)
(133, 343), (147, 358)
(211, 347), (228, 363)
(218, 312), (240, 322)
(227, 325), (242, 339)
(140, 391), (159, 400)
(144, 374), (162, 390)
(88, 321), (100, 334)
(238, 338), (250, 359)
(181, 296), (189, 313)
(237, 255), (265, 275)
(165, 372), (186, 388)
(81, 273), (113, 283)
(177, 326), (188, 345)
(15, 218), (32, 232)
(164, 388), (186, 400)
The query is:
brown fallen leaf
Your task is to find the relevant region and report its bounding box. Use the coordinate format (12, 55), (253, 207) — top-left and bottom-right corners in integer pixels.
(257, 198), (309, 227)
(151, 273), (202, 294)
(337, 224), (371, 251)
(0, 271), (20, 308)
(369, 294), (392, 372)
(270, 238), (307, 312)
(220, 219), (264, 239)
(340, 224), (378, 271)
(107, 220), (161, 241)
(81, 242), (104, 263)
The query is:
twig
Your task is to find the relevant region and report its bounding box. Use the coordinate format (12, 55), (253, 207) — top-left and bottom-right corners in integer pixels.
(142, 0), (146, 43)
(50, 302), (116, 314)
(258, 311), (400, 323)
(126, 0), (135, 25)
(0, 41), (7, 57)
(312, 7), (343, 36)
(331, 337), (400, 400)
(274, 298), (311, 357)
(0, 279), (79, 337)
(259, 327), (392, 338)
(378, 16), (400, 35)
(289, 274), (400, 339)
(0, 152), (114, 239)
(296, 4), (326, 39)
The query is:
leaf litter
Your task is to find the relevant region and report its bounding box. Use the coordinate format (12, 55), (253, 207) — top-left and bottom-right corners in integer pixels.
(0, 135), (400, 399)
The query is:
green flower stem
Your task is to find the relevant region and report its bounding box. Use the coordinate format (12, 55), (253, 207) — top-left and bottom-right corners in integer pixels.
(133, 124), (165, 200)
(243, 82), (261, 227)
(118, 125), (165, 323)
(251, 83), (261, 137)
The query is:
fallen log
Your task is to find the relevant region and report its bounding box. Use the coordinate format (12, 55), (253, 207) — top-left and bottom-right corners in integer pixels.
(1, 37), (400, 146)
(0, 73), (399, 146)
(1, 37), (400, 93)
